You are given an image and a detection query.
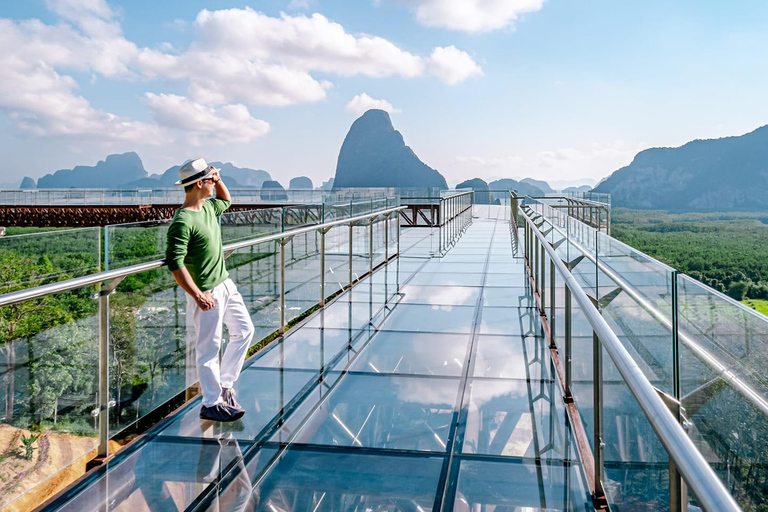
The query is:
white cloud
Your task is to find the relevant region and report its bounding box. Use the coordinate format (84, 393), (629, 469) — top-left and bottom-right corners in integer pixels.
(192, 9), (424, 77)
(0, 2), (481, 149)
(345, 94), (401, 116)
(287, 0), (318, 9)
(137, 9), (476, 106)
(535, 142), (644, 168)
(402, 0), (545, 32)
(0, 18), (166, 145)
(427, 46), (483, 85)
(144, 93), (270, 145)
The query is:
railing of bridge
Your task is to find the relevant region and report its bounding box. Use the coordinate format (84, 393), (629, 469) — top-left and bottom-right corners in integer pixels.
(438, 189), (473, 253)
(0, 204), (407, 511)
(0, 188), (400, 206)
(549, 190), (612, 207)
(517, 193), (765, 511)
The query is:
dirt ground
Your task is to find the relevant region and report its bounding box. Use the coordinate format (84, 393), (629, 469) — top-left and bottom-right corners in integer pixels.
(0, 424), (119, 512)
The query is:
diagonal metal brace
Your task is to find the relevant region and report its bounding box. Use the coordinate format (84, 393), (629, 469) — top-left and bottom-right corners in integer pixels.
(598, 287), (623, 308)
(98, 276), (126, 296)
(563, 255), (585, 271)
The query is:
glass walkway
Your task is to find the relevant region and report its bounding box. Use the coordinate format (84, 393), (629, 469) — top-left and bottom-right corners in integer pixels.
(42, 215), (593, 511)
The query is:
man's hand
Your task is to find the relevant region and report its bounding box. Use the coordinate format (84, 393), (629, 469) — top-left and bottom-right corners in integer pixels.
(212, 170), (232, 202)
(195, 291), (216, 311)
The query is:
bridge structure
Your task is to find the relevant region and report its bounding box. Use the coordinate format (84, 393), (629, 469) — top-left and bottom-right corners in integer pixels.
(0, 188), (475, 230)
(0, 189), (762, 512)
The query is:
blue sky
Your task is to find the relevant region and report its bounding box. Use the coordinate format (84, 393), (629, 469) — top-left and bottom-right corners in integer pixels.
(1, 0), (767, 188)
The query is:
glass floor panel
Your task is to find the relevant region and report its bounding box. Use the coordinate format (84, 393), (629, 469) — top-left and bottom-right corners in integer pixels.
(398, 284), (481, 306)
(40, 219), (594, 512)
(378, 304), (478, 334)
(347, 331), (471, 376)
(204, 445), (445, 512)
(278, 372), (461, 452)
(453, 458), (592, 511)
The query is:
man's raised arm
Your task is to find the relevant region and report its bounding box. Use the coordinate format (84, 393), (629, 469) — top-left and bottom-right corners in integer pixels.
(213, 171), (231, 202)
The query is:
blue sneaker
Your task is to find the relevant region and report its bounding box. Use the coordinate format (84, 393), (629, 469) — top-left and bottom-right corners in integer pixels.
(199, 403), (244, 422)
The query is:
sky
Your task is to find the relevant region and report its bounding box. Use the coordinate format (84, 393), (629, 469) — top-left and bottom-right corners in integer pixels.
(1, 0), (768, 189)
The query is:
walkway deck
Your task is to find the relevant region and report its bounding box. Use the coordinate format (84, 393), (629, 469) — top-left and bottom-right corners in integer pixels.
(44, 216), (592, 512)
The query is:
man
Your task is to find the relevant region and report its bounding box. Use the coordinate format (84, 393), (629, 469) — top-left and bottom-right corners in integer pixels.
(166, 158), (254, 422)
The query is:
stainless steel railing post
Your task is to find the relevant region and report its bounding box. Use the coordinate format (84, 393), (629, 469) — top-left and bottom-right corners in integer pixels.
(550, 259), (556, 348)
(564, 286), (572, 400)
(670, 269), (687, 512)
(369, 218), (374, 274)
(279, 238), (288, 334)
(97, 287), (109, 458)
(593, 328), (605, 502)
(540, 242), (546, 315)
(385, 213), (389, 261)
(349, 223), (354, 287)
(397, 213), (400, 256)
(319, 228), (327, 307)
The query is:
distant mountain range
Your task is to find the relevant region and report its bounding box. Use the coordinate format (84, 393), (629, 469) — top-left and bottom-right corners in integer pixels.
(15, 110), (613, 198)
(594, 125), (768, 211)
(23, 153), (273, 190)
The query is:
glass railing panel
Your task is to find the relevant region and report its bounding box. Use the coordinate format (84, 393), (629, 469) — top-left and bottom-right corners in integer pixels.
(371, 215), (388, 268)
(0, 285), (99, 510)
(106, 220), (170, 269)
(283, 232), (321, 324)
(387, 210), (399, 256)
(322, 201), (352, 222)
(282, 204), (321, 231)
(678, 274), (768, 398)
(598, 347), (672, 511)
(351, 223), (370, 281)
(0, 227), (101, 290)
(322, 224), (350, 296)
(562, 299), (594, 451)
(220, 206), (282, 243)
(233, 240), (281, 344)
(107, 268), (188, 438)
(677, 273), (768, 510)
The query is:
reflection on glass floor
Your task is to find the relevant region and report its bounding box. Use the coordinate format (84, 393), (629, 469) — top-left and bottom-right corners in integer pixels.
(45, 218), (593, 512)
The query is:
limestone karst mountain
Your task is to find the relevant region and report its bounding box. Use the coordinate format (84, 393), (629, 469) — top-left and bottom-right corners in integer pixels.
(32, 153), (272, 189)
(456, 178), (491, 204)
(333, 109), (447, 189)
(260, 180), (288, 200)
(36, 152), (147, 188)
(594, 125), (768, 211)
(289, 176), (313, 189)
(487, 178), (545, 200)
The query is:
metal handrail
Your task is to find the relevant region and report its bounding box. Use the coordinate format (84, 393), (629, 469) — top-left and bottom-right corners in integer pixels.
(520, 206), (742, 512)
(0, 206), (405, 308)
(532, 200), (768, 418)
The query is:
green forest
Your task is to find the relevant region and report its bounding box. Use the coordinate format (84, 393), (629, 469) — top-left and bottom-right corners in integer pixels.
(611, 208), (768, 301)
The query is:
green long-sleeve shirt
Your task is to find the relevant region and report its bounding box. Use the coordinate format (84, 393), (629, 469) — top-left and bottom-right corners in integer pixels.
(166, 198), (231, 292)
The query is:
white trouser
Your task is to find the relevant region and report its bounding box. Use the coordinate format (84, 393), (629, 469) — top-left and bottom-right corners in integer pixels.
(186, 278), (254, 407)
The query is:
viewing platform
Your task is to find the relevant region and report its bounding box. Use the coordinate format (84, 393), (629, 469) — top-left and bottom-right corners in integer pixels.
(0, 190), (761, 512)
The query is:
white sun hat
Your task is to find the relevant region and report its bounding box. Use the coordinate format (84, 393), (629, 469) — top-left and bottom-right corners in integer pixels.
(174, 158), (220, 187)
